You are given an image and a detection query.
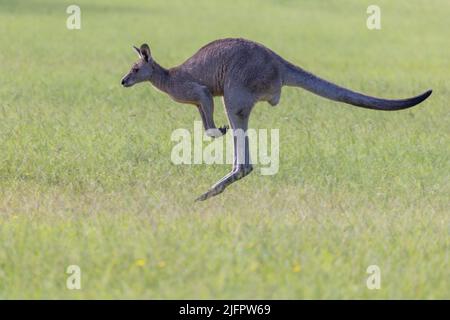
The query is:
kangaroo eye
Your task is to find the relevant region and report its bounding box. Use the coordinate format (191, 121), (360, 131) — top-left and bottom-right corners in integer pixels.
(132, 68), (139, 73)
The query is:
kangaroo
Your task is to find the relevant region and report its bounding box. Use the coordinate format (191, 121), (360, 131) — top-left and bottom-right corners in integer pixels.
(121, 38), (432, 201)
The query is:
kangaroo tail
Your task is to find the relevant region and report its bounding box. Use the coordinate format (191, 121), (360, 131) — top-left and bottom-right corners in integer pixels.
(283, 63), (432, 111)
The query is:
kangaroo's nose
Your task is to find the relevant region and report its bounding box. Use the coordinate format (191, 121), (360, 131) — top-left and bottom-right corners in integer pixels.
(121, 78), (126, 86)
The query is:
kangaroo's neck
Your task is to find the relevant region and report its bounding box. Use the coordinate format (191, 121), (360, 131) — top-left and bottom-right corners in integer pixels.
(149, 62), (171, 93)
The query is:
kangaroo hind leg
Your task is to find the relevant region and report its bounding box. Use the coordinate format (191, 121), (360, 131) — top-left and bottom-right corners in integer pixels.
(195, 93), (254, 201)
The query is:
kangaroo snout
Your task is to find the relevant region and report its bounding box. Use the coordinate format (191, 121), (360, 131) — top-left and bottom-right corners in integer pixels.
(121, 76), (132, 87)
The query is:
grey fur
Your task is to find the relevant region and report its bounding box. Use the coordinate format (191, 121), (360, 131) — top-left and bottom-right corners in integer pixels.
(121, 38), (432, 201)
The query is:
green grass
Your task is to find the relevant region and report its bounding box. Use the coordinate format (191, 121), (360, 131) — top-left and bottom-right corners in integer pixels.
(0, 0), (449, 299)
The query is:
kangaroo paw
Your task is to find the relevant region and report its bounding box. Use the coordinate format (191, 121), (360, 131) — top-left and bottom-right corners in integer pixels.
(218, 124), (229, 135)
(205, 125), (229, 138)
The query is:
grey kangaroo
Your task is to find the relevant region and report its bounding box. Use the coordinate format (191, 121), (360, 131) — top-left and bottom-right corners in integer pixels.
(121, 38), (432, 201)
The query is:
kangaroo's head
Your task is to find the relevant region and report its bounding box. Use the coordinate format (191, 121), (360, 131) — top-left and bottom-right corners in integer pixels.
(121, 44), (154, 87)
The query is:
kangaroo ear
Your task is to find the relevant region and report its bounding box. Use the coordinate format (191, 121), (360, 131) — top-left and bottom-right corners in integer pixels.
(132, 45), (141, 58)
(140, 43), (151, 62)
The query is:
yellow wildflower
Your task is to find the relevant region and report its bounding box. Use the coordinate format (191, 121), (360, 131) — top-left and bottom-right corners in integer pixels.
(135, 259), (146, 267)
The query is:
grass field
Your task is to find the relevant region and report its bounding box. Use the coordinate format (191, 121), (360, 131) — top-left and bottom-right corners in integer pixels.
(0, 0), (448, 299)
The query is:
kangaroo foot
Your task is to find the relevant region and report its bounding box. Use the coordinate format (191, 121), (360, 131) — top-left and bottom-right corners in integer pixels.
(195, 165), (253, 202)
(195, 184), (226, 202)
